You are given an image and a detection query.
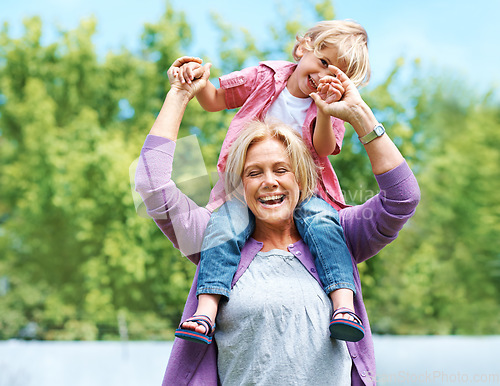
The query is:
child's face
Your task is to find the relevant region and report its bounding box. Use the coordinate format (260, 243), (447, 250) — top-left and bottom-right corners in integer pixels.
(287, 43), (344, 99)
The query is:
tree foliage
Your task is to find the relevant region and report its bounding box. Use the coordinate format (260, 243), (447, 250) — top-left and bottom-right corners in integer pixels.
(0, 8), (200, 340)
(0, 1), (499, 340)
(361, 70), (500, 334)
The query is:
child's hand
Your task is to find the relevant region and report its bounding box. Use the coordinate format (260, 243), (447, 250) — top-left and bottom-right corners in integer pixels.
(179, 61), (204, 84)
(316, 75), (344, 104)
(170, 57), (211, 85)
(310, 65), (365, 124)
(168, 57), (211, 98)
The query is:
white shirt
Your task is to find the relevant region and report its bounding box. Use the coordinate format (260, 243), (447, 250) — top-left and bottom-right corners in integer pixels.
(266, 86), (312, 136)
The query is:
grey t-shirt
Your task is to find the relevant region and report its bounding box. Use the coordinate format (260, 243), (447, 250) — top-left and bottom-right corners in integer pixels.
(215, 249), (352, 386)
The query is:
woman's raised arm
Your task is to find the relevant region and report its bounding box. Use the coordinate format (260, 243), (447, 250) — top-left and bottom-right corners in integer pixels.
(134, 58), (212, 263)
(311, 67), (419, 263)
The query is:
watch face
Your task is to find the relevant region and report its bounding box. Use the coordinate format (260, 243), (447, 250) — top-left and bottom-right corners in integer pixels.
(374, 125), (385, 136)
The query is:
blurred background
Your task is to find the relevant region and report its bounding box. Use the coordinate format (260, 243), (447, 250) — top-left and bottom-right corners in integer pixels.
(0, 0), (499, 383)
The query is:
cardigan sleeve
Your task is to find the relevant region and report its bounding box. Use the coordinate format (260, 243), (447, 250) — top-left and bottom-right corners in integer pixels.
(134, 135), (211, 264)
(340, 161), (420, 264)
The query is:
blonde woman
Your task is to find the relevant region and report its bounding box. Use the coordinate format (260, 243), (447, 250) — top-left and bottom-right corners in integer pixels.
(135, 57), (419, 385)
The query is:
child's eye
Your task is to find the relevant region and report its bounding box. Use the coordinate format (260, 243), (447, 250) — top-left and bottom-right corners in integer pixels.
(320, 59), (328, 67)
(276, 168), (287, 175)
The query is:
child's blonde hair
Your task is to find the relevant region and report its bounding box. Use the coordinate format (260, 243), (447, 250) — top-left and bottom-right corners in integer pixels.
(293, 20), (371, 88)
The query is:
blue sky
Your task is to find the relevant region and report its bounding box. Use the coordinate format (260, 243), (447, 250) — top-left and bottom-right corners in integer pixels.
(1, 0), (499, 93)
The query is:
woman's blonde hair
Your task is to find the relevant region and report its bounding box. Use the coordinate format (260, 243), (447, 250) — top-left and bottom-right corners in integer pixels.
(293, 20), (371, 88)
(224, 120), (319, 204)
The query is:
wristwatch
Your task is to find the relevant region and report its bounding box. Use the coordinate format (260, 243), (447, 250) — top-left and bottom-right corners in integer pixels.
(358, 123), (385, 145)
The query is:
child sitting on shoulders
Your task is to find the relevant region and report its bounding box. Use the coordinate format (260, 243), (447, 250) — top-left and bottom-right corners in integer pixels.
(173, 20), (371, 345)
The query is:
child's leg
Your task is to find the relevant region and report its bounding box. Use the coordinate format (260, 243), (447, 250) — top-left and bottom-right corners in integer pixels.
(329, 289), (355, 318)
(294, 196), (356, 297)
(181, 294), (221, 334)
(294, 196), (364, 341)
(178, 198), (255, 342)
(187, 198), (255, 324)
(294, 196), (363, 337)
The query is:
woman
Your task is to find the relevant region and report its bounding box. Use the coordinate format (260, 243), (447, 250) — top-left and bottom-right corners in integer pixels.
(135, 58), (420, 385)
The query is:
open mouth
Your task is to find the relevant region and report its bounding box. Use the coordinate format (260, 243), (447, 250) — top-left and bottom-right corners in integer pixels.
(258, 194), (286, 206)
(308, 75), (318, 91)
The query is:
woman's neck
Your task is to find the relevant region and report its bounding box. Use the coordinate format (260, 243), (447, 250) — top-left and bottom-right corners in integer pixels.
(252, 220), (301, 252)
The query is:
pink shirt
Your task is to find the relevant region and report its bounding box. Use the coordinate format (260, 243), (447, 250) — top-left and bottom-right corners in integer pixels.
(207, 61), (348, 212)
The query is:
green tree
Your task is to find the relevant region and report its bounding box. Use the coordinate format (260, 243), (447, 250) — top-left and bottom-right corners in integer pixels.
(360, 67), (500, 334)
(0, 7), (204, 339)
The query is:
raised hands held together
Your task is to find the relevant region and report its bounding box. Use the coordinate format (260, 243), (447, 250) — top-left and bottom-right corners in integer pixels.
(167, 56), (212, 99)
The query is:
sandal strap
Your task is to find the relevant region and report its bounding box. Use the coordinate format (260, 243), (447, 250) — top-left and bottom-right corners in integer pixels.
(180, 314), (215, 336)
(333, 307), (363, 325)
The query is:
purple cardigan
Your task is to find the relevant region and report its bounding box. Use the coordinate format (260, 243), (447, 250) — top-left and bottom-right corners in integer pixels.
(135, 135), (420, 386)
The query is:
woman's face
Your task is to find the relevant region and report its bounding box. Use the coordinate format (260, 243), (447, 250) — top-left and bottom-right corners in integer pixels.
(242, 137), (300, 228)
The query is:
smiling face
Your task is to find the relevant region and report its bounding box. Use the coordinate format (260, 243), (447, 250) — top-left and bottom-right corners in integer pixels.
(287, 43), (344, 98)
(242, 137), (301, 231)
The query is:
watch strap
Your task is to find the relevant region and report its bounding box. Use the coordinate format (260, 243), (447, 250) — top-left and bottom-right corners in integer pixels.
(359, 123), (385, 145)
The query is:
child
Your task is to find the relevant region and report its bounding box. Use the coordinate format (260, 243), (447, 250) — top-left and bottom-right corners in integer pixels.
(173, 20), (370, 345)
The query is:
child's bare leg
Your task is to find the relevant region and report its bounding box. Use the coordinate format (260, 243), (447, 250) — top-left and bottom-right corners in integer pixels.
(329, 288), (355, 321)
(181, 294), (221, 333)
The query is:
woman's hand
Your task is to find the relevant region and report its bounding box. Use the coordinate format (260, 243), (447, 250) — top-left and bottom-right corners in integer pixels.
(310, 66), (363, 120)
(149, 57), (211, 141)
(171, 57), (206, 85)
(311, 65), (404, 175)
(310, 65), (374, 136)
(167, 56), (211, 100)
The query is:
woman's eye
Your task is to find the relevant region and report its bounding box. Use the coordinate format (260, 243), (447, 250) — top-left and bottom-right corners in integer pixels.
(248, 171), (260, 177)
(276, 169), (287, 174)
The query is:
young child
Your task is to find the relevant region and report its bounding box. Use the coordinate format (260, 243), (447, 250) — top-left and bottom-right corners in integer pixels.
(173, 20), (370, 345)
